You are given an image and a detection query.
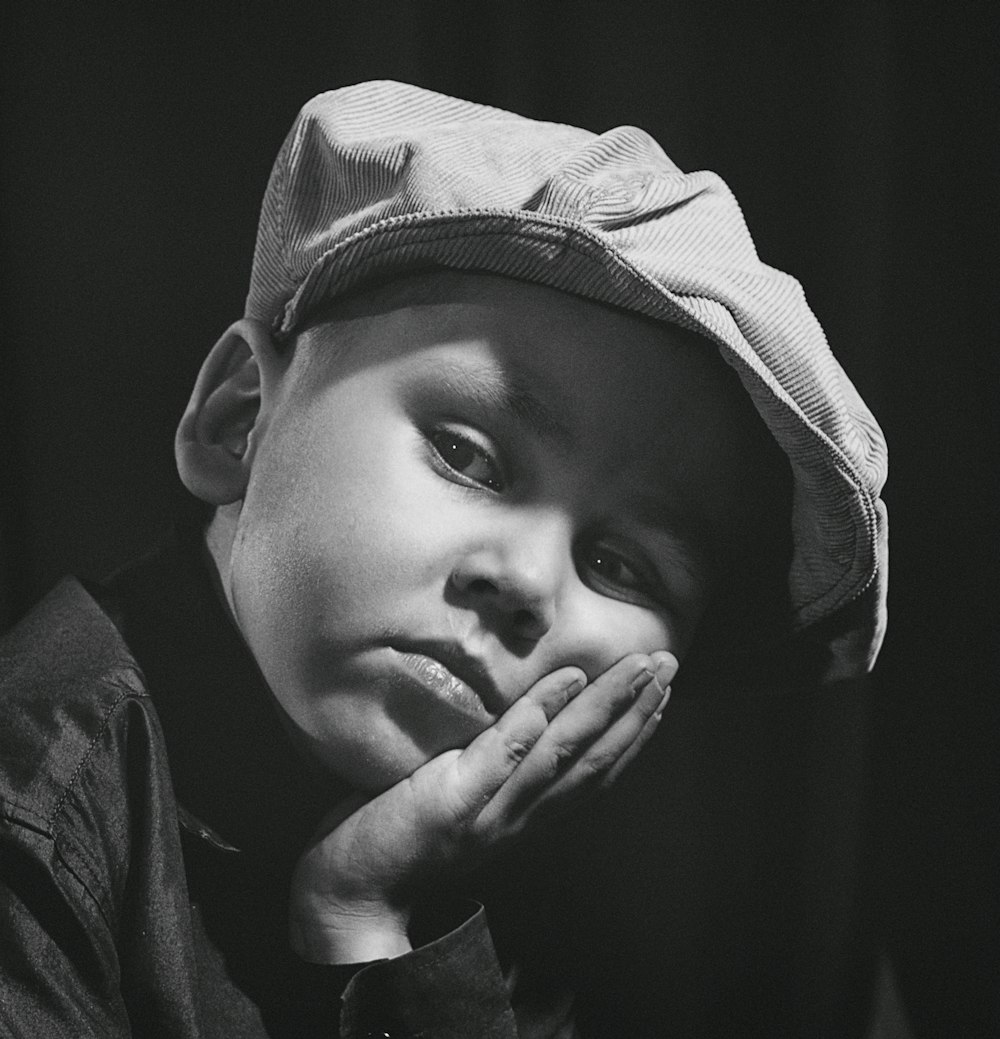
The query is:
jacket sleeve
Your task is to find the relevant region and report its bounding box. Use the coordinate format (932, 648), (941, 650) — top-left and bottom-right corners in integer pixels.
(0, 682), (211, 1039)
(0, 807), (133, 1038)
(0, 580), (205, 1038)
(336, 903), (518, 1039)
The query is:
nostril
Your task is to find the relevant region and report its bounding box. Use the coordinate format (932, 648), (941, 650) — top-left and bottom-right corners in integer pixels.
(451, 570), (550, 641)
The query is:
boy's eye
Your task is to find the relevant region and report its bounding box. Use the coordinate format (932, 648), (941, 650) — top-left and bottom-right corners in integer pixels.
(580, 539), (659, 602)
(429, 427), (505, 491)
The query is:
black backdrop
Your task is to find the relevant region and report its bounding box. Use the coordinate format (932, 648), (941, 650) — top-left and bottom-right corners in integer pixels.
(2, 3), (997, 1036)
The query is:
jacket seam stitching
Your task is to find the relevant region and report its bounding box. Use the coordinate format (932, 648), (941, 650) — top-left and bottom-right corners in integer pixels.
(45, 680), (145, 924)
(47, 681), (139, 827)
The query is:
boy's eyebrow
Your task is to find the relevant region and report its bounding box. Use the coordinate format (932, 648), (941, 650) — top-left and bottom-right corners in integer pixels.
(419, 359), (574, 445)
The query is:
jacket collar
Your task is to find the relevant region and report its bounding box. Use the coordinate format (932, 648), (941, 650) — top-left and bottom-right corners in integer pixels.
(97, 522), (350, 864)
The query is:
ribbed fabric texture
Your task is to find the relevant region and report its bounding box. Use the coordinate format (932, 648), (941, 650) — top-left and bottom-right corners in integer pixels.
(244, 80), (888, 674)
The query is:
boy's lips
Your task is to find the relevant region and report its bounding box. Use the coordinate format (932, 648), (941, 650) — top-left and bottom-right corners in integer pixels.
(388, 639), (506, 717)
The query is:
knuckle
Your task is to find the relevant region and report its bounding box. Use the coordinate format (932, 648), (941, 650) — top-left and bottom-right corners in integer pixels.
(579, 748), (619, 778)
(547, 737), (579, 768)
(501, 735), (537, 767)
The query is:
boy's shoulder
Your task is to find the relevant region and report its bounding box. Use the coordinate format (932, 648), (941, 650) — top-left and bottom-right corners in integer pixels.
(0, 578), (155, 853)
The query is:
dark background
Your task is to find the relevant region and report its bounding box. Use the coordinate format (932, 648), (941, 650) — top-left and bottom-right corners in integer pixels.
(2, 3), (996, 1036)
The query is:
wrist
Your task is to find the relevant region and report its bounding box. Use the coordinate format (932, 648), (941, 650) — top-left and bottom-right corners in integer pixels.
(289, 901), (413, 964)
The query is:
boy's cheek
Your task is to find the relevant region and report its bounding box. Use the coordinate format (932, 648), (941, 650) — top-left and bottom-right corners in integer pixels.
(549, 598), (683, 682)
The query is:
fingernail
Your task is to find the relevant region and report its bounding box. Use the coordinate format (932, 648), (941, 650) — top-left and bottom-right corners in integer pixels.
(654, 685), (672, 719)
(630, 664), (655, 695)
(564, 674), (586, 697)
(653, 653), (679, 690)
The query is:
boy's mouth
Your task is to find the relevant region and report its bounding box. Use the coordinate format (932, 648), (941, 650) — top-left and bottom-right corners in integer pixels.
(389, 639), (505, 717)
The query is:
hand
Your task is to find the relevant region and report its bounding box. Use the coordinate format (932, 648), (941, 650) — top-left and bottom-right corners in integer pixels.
(289, 651), (677, 963)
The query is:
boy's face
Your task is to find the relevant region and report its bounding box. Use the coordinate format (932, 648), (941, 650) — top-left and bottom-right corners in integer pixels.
(226, 275), (769, 792)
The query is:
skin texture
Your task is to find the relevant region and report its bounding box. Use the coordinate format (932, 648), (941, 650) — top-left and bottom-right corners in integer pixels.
(176, 272), (777, 961)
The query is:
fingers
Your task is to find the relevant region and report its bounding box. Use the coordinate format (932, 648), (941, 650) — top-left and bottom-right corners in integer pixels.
(596, 670), (672, 788)
(565, 650), (675, 787)
(530, 651), (674, 795)
(521, 665), (590, 722)
(475, 651), (677, 834)
(451, 667), (587, 811)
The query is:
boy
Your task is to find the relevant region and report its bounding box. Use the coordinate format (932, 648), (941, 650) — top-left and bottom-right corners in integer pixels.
(0, 81), (887, 1037)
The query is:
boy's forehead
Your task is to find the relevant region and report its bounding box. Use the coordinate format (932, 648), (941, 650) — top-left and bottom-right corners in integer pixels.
(298, 271), (709, 377)
(298, 272), (752, 423)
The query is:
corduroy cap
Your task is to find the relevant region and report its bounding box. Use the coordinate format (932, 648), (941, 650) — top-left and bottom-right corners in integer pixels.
(245, 80), (888, 673)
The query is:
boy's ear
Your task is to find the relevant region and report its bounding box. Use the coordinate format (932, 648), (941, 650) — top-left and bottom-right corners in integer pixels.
(175, 318), (286, 505)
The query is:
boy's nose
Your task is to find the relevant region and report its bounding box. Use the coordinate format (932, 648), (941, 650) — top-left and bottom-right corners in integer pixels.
(449, 522), (567, 643)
